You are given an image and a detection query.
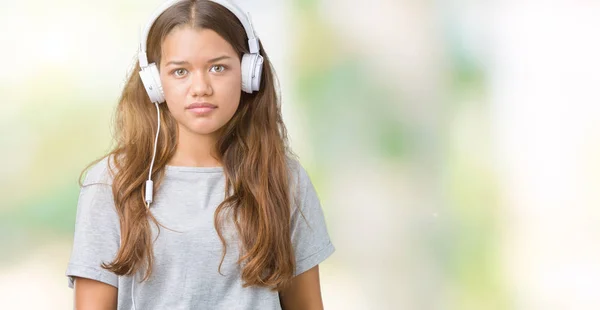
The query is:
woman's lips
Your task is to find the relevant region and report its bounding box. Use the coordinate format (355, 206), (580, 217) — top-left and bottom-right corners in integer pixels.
(188, 106), (216, 114)
(187, 102), (217, 115)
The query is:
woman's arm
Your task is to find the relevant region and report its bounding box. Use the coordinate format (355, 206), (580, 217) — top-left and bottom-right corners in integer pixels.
(73, 277), (118, 310)
(279, 265), (325, 310)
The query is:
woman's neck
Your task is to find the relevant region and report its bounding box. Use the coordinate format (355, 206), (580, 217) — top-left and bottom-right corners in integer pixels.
(168, 126), (222, 167)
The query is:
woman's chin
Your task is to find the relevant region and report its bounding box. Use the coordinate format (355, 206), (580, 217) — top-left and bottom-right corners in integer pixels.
(177, 122), (219, 137)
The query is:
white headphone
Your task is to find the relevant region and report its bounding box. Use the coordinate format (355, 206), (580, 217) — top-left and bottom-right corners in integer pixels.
(139, 0), (264, 210)
(138, 0), (264, 104)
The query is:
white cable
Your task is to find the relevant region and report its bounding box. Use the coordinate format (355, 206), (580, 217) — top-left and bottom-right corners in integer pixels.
(149, 101), (161, 181)
(133, 102), (160, 309)
(131, 272), (137, 310)
(145, 102), (161, 206)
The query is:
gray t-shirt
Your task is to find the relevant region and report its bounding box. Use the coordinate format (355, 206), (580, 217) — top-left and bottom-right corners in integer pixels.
(65, 156), (335, 309)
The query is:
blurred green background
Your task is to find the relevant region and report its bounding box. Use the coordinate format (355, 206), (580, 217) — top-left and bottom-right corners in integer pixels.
(2, 0), (600, 309)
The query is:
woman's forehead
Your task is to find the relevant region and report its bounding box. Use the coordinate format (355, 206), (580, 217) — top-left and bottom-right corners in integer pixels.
(161, 26), (237, 62)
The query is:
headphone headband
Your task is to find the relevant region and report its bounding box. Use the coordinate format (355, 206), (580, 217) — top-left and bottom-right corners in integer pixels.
(138, 0), (260, 68)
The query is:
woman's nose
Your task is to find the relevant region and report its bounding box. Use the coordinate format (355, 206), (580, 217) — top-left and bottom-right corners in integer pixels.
(190, 70), (213, 97)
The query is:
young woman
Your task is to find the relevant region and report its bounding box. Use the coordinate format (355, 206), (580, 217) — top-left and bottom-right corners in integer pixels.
(65, 0), (335, 309)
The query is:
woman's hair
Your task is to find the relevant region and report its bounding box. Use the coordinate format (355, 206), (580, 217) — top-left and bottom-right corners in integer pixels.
(80, 0), (296, 290)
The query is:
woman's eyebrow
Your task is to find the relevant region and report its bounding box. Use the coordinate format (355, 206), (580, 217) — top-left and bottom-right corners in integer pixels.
(208, 55), (232, 63)
(165, 60), (190, 67)
(164, 55), (232, 67)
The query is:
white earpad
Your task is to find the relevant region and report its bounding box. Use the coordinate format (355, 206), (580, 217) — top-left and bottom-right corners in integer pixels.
(241, 53), (263, 93)
(252, 55), (264, 92)
(139, 63), (165, 104)
(241, 53), (255, 93)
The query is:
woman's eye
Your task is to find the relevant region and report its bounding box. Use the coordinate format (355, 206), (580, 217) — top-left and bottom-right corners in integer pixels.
(173, 69), (187, 77)
(210, 65), (226, 73)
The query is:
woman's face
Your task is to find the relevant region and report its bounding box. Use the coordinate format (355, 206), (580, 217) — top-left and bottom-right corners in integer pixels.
(159, 26), (242, 138)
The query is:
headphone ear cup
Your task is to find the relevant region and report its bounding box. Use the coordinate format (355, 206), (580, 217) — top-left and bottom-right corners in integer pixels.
(252, 55), (264, 92)
(139, 63), (165, 103)
(241, 53), (263, 93)
(241, 53), (255, 93)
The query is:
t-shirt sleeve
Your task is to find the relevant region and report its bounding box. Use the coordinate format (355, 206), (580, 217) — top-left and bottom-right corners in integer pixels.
(289, 161), (335, 276)
(65, 159), (120, 289)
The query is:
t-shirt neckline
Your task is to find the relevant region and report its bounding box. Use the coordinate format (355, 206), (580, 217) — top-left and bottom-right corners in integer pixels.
(165, 165), (224, 173)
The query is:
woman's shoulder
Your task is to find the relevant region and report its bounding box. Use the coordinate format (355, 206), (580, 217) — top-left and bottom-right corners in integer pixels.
(285, 155), (307, 185)
(81, 154), (119, 186)
(285, 155), (316, 199)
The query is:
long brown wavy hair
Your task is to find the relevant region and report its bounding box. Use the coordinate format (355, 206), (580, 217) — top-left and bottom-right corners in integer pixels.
(80, 0), (296, 291)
